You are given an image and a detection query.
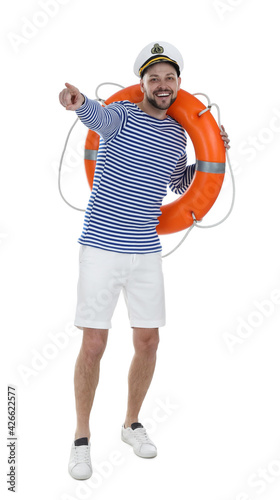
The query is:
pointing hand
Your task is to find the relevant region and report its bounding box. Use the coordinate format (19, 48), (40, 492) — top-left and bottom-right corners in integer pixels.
(59, 82), (85, 111)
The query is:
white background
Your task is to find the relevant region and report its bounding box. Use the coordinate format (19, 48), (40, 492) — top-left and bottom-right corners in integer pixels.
(1, 0), (280, 499)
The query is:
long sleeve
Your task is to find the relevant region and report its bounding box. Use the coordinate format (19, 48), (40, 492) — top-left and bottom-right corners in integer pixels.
(75, 95), (127, 142)
(169, 152), (196, 194)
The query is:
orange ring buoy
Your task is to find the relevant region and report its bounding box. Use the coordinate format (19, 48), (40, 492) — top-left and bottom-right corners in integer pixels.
(84, 84), (226, 235)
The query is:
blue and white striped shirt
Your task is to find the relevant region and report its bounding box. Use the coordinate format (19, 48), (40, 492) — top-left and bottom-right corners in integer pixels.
(76, 96), (195, 253)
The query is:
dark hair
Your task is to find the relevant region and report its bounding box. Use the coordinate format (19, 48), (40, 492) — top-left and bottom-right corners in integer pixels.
(140, 61), (180, 79)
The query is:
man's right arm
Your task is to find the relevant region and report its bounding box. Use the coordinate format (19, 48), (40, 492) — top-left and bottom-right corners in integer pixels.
(59, 82), (126, 141)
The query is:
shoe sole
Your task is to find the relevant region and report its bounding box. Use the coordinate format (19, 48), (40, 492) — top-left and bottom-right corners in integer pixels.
(68, 467), (92, 480)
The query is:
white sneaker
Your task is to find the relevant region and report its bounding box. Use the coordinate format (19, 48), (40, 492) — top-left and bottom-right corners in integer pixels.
(68, 437), (92, 480)
(121, 423), (157, 458)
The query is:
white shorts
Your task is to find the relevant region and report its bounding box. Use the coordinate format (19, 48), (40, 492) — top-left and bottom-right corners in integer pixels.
(74, 245), (166, 330)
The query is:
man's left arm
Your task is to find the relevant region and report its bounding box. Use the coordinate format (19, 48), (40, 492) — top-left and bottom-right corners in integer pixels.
(169, 125), (230, 194)
(168, 154), (196, 194)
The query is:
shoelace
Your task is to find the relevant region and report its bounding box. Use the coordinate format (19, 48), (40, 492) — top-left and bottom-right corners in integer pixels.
(74, 445), (91, 465)
(133, 428), (153, 445)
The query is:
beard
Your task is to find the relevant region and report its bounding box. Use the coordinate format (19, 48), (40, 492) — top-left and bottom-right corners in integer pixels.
(146, 92), (177, 110)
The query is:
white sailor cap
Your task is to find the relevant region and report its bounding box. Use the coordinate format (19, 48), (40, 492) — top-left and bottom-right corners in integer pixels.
(133, 41), (184, 77)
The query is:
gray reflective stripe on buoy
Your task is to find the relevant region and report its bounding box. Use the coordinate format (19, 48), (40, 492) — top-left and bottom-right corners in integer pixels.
(84, 150), (98, 161)
(196, 160), (225, 174)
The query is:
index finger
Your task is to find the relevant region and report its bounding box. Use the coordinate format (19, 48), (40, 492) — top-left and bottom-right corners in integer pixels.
(65, 82), (79, 95)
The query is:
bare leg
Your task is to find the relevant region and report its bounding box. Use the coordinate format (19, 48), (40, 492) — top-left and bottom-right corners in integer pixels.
(124, 328), (160, 428)
(74, 328), (108, 441)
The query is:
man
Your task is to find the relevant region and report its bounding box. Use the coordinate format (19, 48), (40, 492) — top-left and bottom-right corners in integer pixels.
(59, 41), (230, 480)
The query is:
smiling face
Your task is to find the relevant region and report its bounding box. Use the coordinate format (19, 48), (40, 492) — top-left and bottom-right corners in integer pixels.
(140, 62), (181, 113)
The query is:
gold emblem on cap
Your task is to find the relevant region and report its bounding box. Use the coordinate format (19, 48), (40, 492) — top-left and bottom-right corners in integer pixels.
(151, 43), (164, 55)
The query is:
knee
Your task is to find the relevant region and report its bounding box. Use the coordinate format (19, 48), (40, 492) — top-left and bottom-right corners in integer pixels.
(81, 328), (108, 362)
(133, 328), (160, 356)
